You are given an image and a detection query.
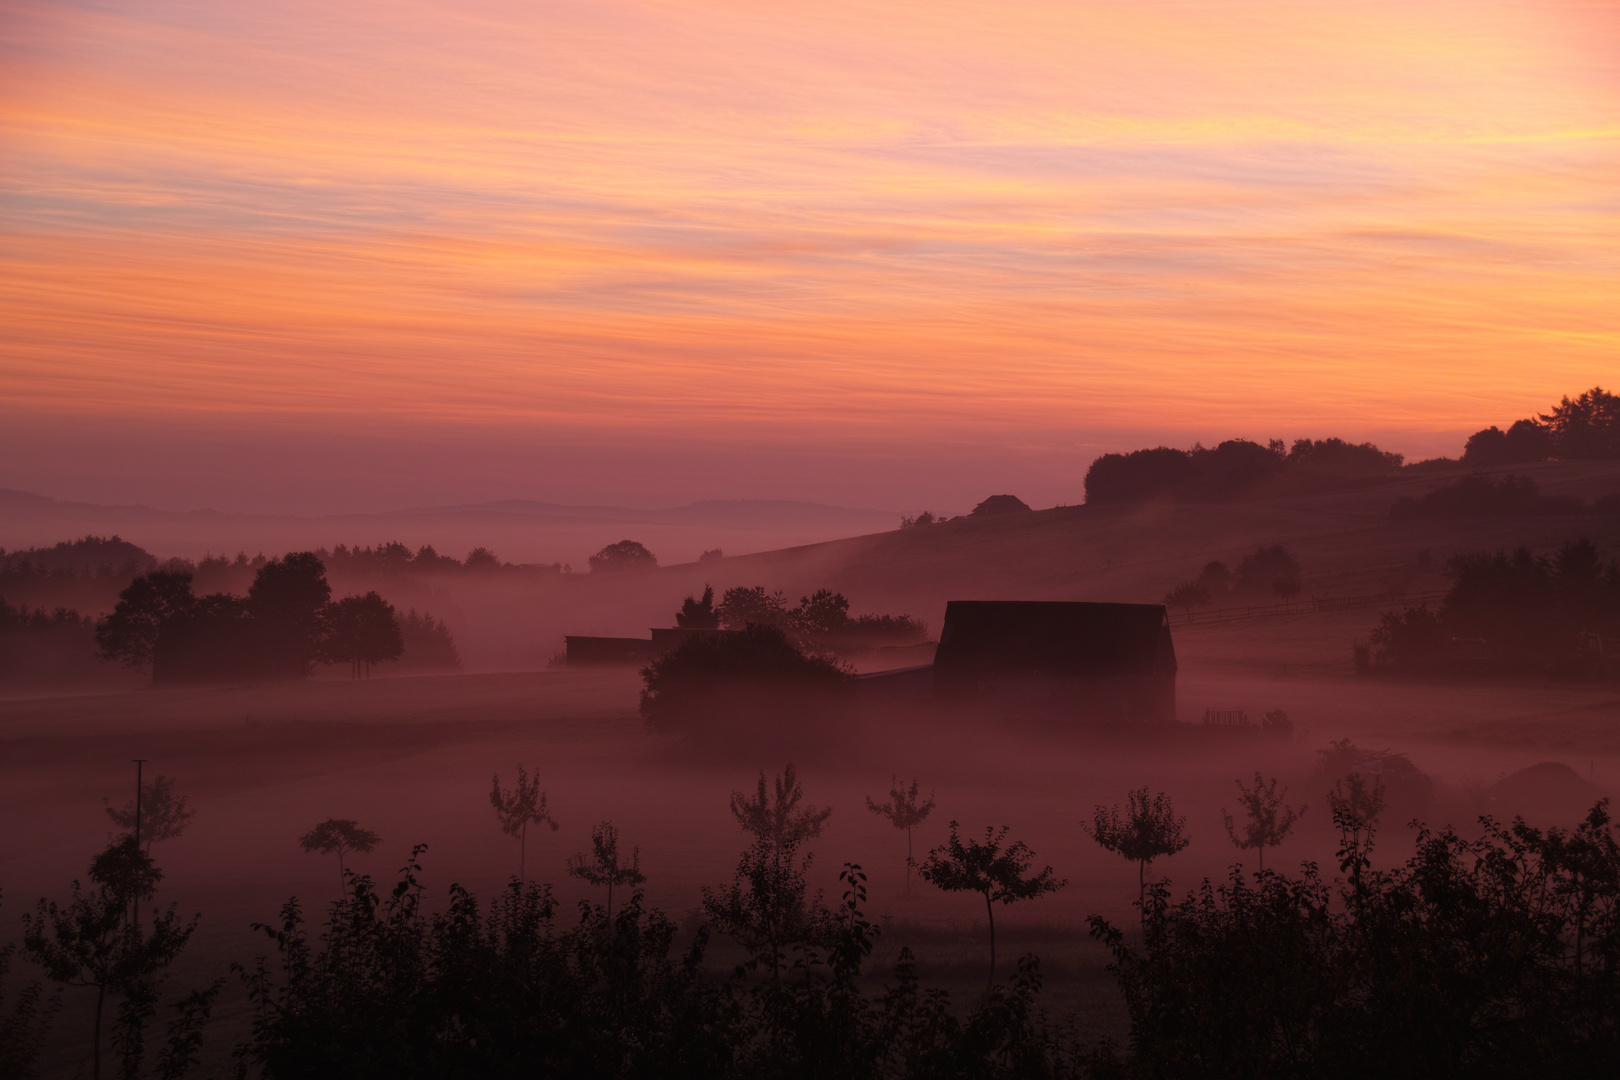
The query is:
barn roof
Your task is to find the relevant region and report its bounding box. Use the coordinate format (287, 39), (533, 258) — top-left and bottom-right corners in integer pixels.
(932, 600), (1175, 680)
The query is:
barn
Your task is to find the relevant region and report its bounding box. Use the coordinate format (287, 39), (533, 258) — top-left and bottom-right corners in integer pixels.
(929, 600), (1177, 721)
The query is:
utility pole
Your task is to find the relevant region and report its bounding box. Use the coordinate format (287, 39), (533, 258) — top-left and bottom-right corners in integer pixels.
(132, 759), (147, 928)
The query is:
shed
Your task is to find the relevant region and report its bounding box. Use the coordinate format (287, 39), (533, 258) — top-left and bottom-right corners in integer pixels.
(932, 600), (1176, 720)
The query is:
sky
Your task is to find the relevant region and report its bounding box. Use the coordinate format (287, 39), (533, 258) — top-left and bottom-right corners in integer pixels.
(2, 0), (1617, 513)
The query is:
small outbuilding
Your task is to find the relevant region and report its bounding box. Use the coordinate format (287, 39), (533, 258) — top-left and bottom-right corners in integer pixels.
(931, 600), (1177, 721)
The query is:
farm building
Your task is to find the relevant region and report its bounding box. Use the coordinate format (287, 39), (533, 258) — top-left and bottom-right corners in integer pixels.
(564, 626), (736, 667)
(928, 600), (1177, 721)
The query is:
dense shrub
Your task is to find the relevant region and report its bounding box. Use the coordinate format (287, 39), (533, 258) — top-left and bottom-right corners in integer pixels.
(639, 624), (853, 736)
(235, 848), (1084, 1080)
(1090, 801), (1620, 1079)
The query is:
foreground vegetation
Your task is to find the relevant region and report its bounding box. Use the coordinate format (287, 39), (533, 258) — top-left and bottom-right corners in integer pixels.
(7, 764), (1620, 1079)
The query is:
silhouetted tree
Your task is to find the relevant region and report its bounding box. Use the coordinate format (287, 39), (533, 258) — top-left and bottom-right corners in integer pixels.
(702, 834), (829, 982)
(1464, 419), (1553, 466)
(791, 588), (851, 641)
(699, 548), (725, 561)
(1328, 772), (1386, 866)
(95, 571), (196, 672)
(899, 511), (936, 529)
(730, 764), (832, 859)
(394, 609), (462, 672)
(299, 818), (381, 891)
(0, 893), (58, 1080)
(1235, 545), (1302, 595)
(865, 776), (935, 893)
(489, 765), (557, 881)
(1084, 447), (1197, 504)
(588, 540), (657, 574)
(1200, 560), (1232, 593)
(1087, 787), (1190, 920)
(1543, 386), (1620, 459)
(103, 776), (193, 854)
(1222, 773), (1305, 873)
(247, 553), (331, 678)
(22, 839), (202, 1080)
(464, 547), (500, 571)
(715, 585), (790, 630)
(1162, 579), (1210, 616)
(567, 822), (645, 921)
(323, 591), (403, 678)
(1286, 437), (1403, 475)
(919, 821), (1064, 988)
(675, 585), (720, 629)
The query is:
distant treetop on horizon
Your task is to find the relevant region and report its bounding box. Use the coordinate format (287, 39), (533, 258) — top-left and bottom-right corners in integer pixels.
(1083, 436), (1402, 506)
(1464, 386), (1619, 467)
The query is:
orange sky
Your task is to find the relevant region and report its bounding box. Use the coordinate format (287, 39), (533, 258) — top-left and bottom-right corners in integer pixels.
(2, 0), (1617, 511)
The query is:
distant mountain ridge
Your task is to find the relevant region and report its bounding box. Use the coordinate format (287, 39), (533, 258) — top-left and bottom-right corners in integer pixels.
(0, 488), (911, 566)
(0, 488), (900, 527)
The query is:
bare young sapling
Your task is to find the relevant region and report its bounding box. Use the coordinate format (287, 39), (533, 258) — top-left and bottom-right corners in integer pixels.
(490, 764), (558, 881)
(865, 776), (935, 893)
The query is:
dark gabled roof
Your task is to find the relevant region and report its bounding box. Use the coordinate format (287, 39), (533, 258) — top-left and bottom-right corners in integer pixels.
(933, 601), (1174, 679)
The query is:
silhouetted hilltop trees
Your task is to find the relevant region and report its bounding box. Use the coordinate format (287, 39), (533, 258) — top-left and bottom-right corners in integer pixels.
(1361, 538), (1620, 677)
(1463, 386), (1620, 466)
(96, 553), (418, 684)
(1084, 437), (1405, 505)
(589, 539), (657, 574)
(0, 535), (156, 578)
(713, 585), (927, 651)
(320, 541), (565, 576)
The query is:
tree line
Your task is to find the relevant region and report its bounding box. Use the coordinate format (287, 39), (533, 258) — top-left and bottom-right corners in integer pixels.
(1390, 472), (1620, 520)
(1084, 438), (1404, 505)
(1462, 386), (1620, 466)
(1358, 538), (1620, 678)
(94, 553), (459, 683)
(1081, 387), (1620, 508)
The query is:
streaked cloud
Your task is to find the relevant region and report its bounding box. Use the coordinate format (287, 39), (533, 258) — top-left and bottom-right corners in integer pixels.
(2, 0), (1617, 507)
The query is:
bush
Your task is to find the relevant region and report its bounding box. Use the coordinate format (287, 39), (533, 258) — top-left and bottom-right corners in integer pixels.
(1090, 801), (1620, 1079)
(235, 848), (1085, 1079)
(638, 624), (852, 737)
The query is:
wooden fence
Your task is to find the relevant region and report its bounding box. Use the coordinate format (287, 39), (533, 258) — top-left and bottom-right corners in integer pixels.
(1176, 589), (1448, 627)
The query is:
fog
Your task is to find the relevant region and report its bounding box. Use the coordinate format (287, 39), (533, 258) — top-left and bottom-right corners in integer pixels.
(5, 451), (1620, 1075)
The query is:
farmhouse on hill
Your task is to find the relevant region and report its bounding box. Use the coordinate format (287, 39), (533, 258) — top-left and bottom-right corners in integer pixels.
(929, 600), (1177, 721)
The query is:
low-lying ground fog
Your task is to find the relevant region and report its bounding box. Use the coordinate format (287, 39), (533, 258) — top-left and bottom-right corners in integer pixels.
(6, 620), (1619, 1075)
